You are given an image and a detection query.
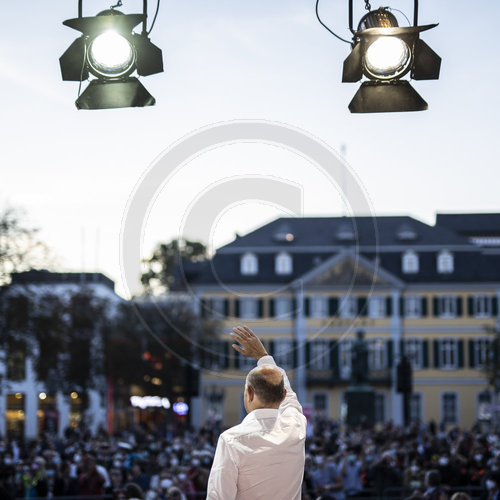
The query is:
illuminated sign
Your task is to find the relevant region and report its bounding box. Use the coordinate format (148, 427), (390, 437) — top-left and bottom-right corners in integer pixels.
(130, 396), (171, 409)
(173, 402), (189, 416)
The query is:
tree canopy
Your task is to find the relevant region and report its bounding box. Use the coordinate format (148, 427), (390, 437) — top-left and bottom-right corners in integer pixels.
(141, 238), (207, 294)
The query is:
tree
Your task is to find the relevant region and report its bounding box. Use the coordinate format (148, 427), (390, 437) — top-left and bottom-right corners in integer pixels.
(0, 206), (54, 285)
(0, 286), (113, 411)
(104, 299), (218, 402)
(141, 239), (207, 294)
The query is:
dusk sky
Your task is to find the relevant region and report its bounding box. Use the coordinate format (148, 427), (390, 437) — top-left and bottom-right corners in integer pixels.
(1, 0), (499, 297)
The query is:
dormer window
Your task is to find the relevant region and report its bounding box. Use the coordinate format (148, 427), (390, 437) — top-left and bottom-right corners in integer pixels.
(275, 252), (292, 275)
(396, 224), (418, 241)
(336, 222), (355, 242)
(273, 223), (294, 243)
(402, 250), (419, 274)
(241, 252), (258, 275)
(437, 250), (454, 274)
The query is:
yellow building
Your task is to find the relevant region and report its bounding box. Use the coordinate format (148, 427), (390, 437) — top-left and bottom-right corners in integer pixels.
(186, 214), (500, 429)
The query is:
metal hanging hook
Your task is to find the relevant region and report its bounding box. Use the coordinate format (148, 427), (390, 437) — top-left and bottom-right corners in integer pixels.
(364, 0), (371, 11)
(110, 0), (123, 10)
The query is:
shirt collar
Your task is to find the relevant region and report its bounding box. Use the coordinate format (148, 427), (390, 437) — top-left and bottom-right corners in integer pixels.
(243, 408), (279, 422)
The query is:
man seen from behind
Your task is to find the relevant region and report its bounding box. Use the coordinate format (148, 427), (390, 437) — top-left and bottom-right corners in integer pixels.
(207, 325), (307, 499)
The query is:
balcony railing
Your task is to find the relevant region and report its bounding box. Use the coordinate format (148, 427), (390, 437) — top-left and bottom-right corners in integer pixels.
(306, 368), (391, 386)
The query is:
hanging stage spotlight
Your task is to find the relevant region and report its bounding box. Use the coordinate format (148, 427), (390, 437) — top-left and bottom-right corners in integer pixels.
(60, 6), (163, 110)
(340, 2), (441, 113)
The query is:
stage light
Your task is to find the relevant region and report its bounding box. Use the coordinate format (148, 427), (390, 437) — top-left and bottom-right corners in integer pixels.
(87, 31), (135, 78)
(364, 37), (410, 79)
(341, 3), (441, 113)
(60, 5), (163, 110)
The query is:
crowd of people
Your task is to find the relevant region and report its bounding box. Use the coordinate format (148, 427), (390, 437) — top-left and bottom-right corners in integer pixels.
(1, 419), (500, 499)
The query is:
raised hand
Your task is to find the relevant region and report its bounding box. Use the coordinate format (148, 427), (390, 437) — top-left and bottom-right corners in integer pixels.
(230, 325), (268, 360)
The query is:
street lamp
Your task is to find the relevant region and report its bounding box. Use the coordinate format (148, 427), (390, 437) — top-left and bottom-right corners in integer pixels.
(317, 0), (441, 113)
(60, 3), (163, 110)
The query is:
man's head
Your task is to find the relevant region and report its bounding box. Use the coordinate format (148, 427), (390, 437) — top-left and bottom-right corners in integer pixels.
(244, 365), (286, 412)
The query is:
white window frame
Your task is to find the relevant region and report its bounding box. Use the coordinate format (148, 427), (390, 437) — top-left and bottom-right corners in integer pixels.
(374, 393), (386, 424)
(402, 250), (419, 274)
(240, 252), (258, 275)
(437, 250), (454, 274)
(312, 392), (329, 419)
(204, 340), (226, 370)
(474, 295), (492, 318)
(274, 296), (293, 319)
(438, 295), (457, 318)
(275, 252), (292, 275)
(474, 337), (490, 369)
(273, 338), (294, 370)
(238, 353), (255, 370)
(339, 296), (357, 318)
(404, 295), (422, 318)
(240, 297), (258, 319)
(368, 338), (387, 370)
(477, 391), (493, 421)
(339, 339), (353, 380)
(368, 296), (386, 318)
(404, 338), (422, 370)
(310, 295), (328, 319)
(441, 391), (458, 425)
(409, 392), (423, 423)
(208, 296), (225, 319)
(309, 339), (330, 370)
(439, 338), (457, 369)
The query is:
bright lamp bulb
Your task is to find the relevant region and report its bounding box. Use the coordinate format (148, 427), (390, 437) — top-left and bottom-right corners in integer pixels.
(88, 31), (135, 78)
(364, 37), (410, 79)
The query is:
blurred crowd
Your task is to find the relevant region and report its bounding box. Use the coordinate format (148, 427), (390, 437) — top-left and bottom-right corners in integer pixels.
(1, 419), (500, 500)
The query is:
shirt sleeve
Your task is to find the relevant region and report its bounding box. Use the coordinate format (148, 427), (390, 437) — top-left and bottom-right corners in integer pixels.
(257, 355), (304, 415)
(206, 434), (238, 500)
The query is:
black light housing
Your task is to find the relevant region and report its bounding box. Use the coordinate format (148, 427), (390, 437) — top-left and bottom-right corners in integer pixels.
(60, 8), (163, 110)
(342, 4), (441, 113)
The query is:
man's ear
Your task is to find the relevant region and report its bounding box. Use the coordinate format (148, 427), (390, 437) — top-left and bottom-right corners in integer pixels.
(247, 385), (255, 401)
(282, 388), (287, 403)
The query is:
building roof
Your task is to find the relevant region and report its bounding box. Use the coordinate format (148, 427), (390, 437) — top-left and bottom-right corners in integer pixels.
(182, 215), (500, 287)
(436, 213), (500, 236)
(220, 216), (470, 251)
(10, 270), (115, 291)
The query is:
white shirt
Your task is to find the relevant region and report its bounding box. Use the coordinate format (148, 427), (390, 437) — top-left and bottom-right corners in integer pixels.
(207, 355), (306, 500)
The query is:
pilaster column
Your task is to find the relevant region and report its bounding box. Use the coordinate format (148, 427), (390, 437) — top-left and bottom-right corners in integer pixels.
(390, 289), (403, 426)
(24, 358), (38, 439)
(294, 287), (307, 404)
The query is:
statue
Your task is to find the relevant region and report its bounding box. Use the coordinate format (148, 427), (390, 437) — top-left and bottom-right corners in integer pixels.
(346, 330), (374, 427)
(351, 330), (369, 385)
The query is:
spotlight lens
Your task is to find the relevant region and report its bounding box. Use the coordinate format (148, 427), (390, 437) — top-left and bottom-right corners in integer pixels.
(364, 37), (410, 79)
(88, 31), (135, 78)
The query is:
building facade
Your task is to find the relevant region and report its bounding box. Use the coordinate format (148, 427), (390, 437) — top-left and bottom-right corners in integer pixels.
(0, 271), (122, 440)
(186, 214), (500, 429)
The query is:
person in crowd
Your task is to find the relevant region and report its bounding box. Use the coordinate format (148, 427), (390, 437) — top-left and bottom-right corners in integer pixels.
(450, 493), (471, 500)
(340, 449), (363, 497)
(78, 453), (106, 496)
(166, 486), (186, 500)
(485, 472), (500, 500)
(422, 469), (448, 500)
(130, 461), (151, 492)
(206, 326), (307, 499)
(311, 453), (344, 499)
(124, 481), (145, 499)
(403, 458), (426, 492)
(371, 450), (401, 498)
